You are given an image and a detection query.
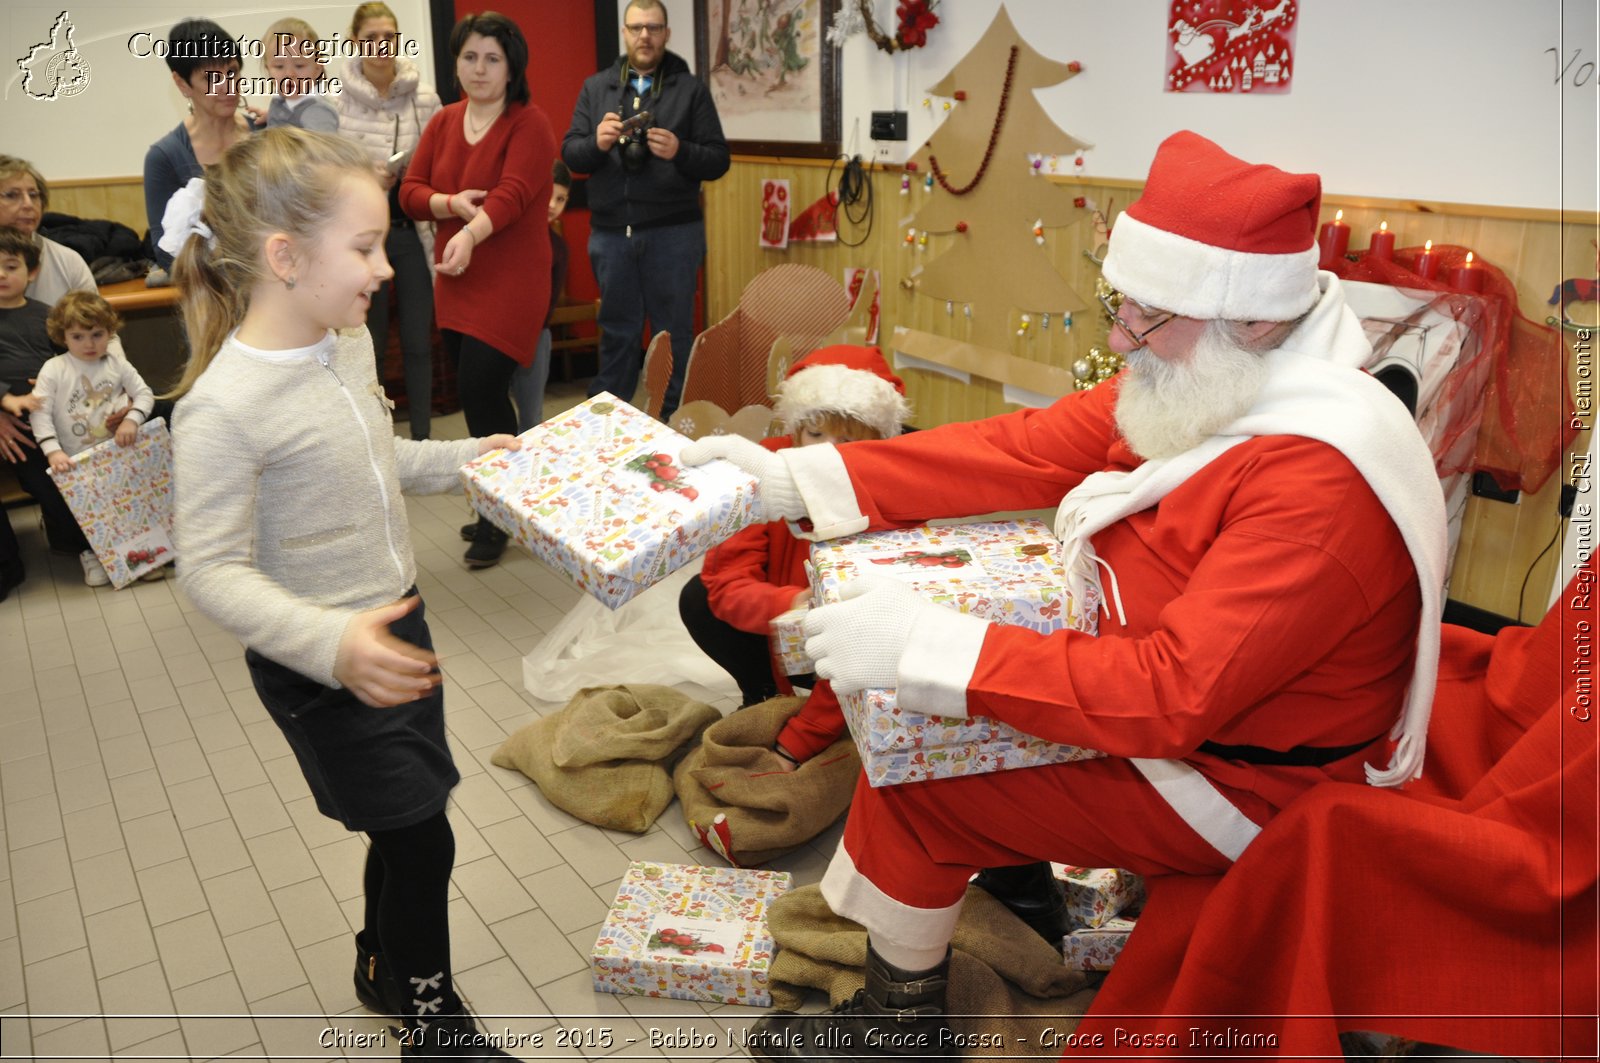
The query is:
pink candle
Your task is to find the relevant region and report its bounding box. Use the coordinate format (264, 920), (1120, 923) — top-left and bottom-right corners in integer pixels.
(1413, 239), (1439, 281)
(1317, 209), (1350, 268)
(1367, 221), (1395, 263)
(1452, 251), (1485, 293)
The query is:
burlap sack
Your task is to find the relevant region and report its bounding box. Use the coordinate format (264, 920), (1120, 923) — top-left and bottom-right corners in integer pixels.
(766, 884), (1097, 1057)
(673, 696), (860, 867)
(492, 684), (720, 833)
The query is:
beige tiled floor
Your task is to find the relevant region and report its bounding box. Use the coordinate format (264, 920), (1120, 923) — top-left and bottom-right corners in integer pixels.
(0, 390), (837, 1061)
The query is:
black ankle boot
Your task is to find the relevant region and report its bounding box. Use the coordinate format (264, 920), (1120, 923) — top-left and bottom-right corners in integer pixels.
(746, 944), (955, 1060)
(970, 862), (1069, 944)
(352, 932), (405, 1016)
(463, 519), (509, 569)
(401, 1008), (522, 1060)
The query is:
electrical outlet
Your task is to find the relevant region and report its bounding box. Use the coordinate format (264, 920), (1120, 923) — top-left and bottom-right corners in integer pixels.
(870, 110), (907, 141)
(1471, 471), (1520, 505)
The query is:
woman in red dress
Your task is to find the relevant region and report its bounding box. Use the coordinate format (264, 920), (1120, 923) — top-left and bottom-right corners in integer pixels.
(402, 12), (554, 568)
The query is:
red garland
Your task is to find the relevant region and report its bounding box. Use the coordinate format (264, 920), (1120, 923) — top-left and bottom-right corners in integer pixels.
(928, 46), (1019, 197)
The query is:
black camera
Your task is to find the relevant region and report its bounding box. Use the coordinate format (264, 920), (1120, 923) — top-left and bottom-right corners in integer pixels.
(618, 110), (653, 174)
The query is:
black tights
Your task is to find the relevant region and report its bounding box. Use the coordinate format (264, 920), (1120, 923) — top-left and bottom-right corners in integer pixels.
(678, 574), (780, 707)
(363, 810), (462, 1022)
(442, 328), (519, 439)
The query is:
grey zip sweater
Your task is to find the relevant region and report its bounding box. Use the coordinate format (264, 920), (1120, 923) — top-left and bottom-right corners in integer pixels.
(173, 328), (478, 686)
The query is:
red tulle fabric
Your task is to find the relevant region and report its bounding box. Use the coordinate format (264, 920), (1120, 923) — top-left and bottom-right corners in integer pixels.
(1331, 246), (1575, 494)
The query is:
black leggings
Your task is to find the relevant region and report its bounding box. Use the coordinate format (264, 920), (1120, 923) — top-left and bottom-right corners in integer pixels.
(363, 811), (462, 1022)
(679, 574), (780, 707)
(442, 329), (519, 440)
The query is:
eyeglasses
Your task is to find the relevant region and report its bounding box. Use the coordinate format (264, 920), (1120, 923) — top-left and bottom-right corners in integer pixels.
(624, 21), (666, 36)
(0, 189), (43, 206)
(1099, 290), (1176, 346)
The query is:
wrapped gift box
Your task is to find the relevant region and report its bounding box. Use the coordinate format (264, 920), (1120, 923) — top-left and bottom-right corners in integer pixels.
(1053, 865), (1146, 929)
(769, 607), (813, 676)
(808, 520), (1103, 787)
(48, 418), (175, 589)
(1061, 915), (1137, 971)
(461, 395), (761, 608)
(591, 861), (790, 1006)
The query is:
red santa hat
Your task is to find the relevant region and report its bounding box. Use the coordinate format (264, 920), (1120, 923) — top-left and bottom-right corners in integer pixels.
(1102, 130), (1323, 323)
(775, 345), (910, 439)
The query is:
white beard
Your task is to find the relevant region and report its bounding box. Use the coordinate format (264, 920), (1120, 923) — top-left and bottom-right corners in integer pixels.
(1113, 323), (1271, 461)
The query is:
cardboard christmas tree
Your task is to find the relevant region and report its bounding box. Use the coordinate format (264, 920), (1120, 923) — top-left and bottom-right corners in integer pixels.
(903, 5), (1092, 354)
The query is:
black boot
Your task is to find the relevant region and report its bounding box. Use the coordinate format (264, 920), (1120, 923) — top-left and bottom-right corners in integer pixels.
(970, 861), (1069, 944)
(352, 932), (405, 1016)
(459, 521), (476, 543)
(746, 944), (954, 1060)
(463, 519), (509, 569)
(401, 1008), (522, 1060)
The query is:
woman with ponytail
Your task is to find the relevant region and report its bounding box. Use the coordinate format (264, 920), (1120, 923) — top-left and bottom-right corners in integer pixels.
(166, 126), (525, 1061)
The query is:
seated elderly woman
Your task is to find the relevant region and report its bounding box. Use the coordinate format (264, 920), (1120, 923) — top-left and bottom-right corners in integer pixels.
(143, 17), (253, 277)
(0, 155), (113, 314)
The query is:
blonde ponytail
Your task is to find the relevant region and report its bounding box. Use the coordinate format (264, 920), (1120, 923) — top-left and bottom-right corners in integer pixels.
(165, 127), (377, 399)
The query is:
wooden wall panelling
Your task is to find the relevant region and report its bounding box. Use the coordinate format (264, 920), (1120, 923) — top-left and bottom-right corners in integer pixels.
(47, 177), (148, 235)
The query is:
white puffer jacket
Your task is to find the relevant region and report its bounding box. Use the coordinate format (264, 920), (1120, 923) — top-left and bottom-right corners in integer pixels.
(336, 55), (441, 263)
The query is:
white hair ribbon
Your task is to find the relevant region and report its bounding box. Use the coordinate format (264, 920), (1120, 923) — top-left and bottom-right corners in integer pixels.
(157, 177), (215, 257)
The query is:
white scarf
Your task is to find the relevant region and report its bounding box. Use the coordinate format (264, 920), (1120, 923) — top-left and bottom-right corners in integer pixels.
(1054, 275), (1447, 787)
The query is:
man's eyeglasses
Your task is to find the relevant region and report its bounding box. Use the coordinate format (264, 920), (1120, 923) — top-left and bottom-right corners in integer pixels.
(624, 21), (667, 36)
(1099, 290), (1176, 346)
(0, 189), (44, 207)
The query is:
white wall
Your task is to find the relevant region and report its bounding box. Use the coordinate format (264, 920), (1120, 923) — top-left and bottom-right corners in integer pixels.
(835, 0), (1598, 211)
(1, 0), (436, 181)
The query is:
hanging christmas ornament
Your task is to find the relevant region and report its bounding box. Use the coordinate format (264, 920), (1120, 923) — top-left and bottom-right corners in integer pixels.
(963, 304), (972, 319)
(1048, 155), (1059, 174)
(900, 174), (911, 195)
(1041, 312), (1051, 330)
(921, 96), (932, 109)
(904, 226), (916, 246)
(953, 90), (967, 101)
(1016, 312), (1033, 338)
(905, 160), (918, 172)
(1068, 60), (1083, 73)
(954, 220), (968, 233)
(1063, 311), (1073, 331)
(1032, 219), (1045, 245)
(1030, 156), (1043, 175)
(942, 100), (952, 112)
(1073, 196), (1087, 208)
(916, 230), (929, 249)
(1074, 150), (1086, 171)
(1072, 358), (1091, 380)
(945, 300), (954, 316)
(924, 174), (934, 191)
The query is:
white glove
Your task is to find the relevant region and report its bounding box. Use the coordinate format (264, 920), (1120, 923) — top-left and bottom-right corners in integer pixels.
(680, 435), (806, 521)
(803, 576), (931, 695)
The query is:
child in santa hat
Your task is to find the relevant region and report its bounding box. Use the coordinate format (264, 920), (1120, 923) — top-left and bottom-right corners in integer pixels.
(678, 344), (910, 766)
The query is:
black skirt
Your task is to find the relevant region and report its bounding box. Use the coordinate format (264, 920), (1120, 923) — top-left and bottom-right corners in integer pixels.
(245, 591), (459, 832)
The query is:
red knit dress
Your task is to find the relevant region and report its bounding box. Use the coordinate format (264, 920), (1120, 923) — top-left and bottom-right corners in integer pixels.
(401, 100), (555, 366)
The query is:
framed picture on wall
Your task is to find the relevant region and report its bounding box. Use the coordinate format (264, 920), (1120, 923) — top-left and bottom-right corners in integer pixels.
(693, 0), (841, 158)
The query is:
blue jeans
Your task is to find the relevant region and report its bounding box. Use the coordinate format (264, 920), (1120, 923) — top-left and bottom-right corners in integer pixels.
(511, 327), (552, 434)
(587, 220), (705, 418)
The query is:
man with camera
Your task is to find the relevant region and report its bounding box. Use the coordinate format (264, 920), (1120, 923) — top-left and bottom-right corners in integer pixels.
(563, 0), (729, 419)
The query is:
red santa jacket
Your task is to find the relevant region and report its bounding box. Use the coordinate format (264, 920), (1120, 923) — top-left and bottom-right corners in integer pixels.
(701, 436), (809, 633)
(835, 376), (1421, 820)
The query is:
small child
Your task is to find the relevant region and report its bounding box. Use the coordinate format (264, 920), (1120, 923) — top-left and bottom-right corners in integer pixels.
(166, 127), (521, 1059)
(31, 291), (157, 586)
(0, 226), (100, 585)
(35, 291), (154, 464)
(261, 18), (339, 133)
(678, 345), (910, 767)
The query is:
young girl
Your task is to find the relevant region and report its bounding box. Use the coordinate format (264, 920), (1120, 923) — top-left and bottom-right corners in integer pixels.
(166, 127), (522, 1061)
(678, 345), (910, 766)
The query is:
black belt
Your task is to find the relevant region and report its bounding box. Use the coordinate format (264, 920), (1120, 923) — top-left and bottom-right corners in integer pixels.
(1197, 732), (1385, 767)
(390, 215), (415, 229)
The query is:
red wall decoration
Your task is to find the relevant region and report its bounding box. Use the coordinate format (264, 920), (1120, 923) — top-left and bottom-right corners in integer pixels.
(1166, 0), (1297, 94)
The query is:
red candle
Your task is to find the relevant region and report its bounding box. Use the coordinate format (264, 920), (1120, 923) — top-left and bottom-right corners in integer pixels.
(1317, 209), (1350, 268)
(1452, 251), (1485, 293)
(1413, 239), (1439, 281)
(1367, 221), (1395, 262)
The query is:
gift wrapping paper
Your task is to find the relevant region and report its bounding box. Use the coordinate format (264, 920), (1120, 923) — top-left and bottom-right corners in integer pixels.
(461, 395), (761, 608)
(591, 861), (791, 1006)
(808, 520), (1103, 787)
(1061, 916), (1137, 971)
(769, 607), (813, 676)
(1054, 865), (1146, 929)
(48, 418), (175, 589)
